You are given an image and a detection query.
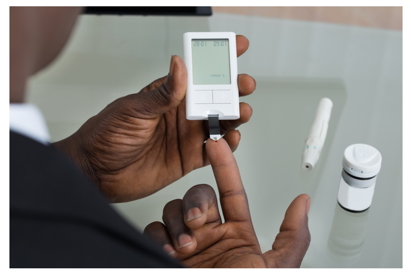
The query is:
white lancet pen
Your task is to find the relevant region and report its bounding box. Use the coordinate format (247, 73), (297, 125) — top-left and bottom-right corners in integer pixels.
(302, 98), (333, 171)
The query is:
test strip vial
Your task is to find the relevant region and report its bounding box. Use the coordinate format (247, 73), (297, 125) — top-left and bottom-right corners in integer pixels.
(337, 144), (382, 212)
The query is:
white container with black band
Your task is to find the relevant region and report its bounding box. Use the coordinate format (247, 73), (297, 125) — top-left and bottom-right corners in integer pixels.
(337, 144), (382, 212)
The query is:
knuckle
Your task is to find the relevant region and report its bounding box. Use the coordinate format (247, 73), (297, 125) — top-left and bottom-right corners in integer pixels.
(299, 218), (311, 247)
(220, 189), (247, 199)
(190, 183), (215, 194)
(152, 82), (174, 107)
(140, 76), (167, 93)
(162, 199), (183, 223)
(163, 199), (182, 213)
(184, 184), (217, 207)
(292, 228), (311, 252)
(143, 221), (163, 235)
(303, 230), (311, 249)
(278, 229), (310, 251)
(132, 77), (176, 117)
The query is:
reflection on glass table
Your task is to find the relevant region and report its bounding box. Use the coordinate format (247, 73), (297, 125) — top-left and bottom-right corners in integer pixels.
(327, 203), (370, 266)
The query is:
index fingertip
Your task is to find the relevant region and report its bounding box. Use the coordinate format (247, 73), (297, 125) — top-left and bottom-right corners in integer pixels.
(205, 137), (231, 156)
(205, 137), (240, 174)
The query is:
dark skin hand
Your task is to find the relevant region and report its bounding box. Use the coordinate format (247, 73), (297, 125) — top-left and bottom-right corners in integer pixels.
(144, 138), (311, 267)
(54, 35), (255, 202)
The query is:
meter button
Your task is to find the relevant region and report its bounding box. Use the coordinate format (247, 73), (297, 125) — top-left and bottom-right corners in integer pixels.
(213, 90), (231, 104)
(194, 90), (213, 104)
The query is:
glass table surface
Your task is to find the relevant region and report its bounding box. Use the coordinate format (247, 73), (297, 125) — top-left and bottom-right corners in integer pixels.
(27, 12), (402, 268)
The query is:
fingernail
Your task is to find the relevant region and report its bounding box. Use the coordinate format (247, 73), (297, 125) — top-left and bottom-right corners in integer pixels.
(178, 233), (193, 248)
(186, 207), (202, 222)
(163, 244), (176, 256)
(306, 198), (311, 215)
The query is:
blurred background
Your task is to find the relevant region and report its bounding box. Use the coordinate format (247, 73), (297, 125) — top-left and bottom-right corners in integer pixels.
(212, 7), (402, 30)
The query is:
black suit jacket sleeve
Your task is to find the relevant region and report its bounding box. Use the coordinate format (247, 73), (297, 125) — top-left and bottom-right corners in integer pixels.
(10, 131), (182, 267)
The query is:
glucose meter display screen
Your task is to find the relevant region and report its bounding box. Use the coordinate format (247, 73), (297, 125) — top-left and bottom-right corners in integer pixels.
(192, 39), (231, 85)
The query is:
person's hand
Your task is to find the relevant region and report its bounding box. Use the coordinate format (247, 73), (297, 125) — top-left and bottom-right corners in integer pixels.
(53, 35), (255, 202)
(143, 138), (311, 268)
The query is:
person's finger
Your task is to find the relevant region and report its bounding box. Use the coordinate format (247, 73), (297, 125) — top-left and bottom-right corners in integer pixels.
(205, 138), (251, 223)
(182, 184), (222, 229)
(143, 221), (177, 257)
(263, 194), (311, 268)
(130, 55), (187, 118)
(236, 35), (249, 57)
(199, 130), (241, 169)
(162, 199), (197, 254)
(220, 102), (253, 134)
(238, 74), (256, 97)
(223, 129), (241, 153)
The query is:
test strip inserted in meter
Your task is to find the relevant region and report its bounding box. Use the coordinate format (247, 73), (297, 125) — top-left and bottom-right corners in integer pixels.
(184, 32), (239, 141)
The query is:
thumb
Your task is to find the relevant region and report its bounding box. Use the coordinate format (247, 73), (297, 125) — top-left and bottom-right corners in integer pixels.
(263, 194), (311, 268)
(133, 55), (187, 118)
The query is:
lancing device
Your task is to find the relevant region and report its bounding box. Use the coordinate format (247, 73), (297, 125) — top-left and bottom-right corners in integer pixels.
(183, 32), (240, 141)
(302, 98), (333, 171)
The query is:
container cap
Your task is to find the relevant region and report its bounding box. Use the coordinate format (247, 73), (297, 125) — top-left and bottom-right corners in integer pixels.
(342, 144), (382, 178)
